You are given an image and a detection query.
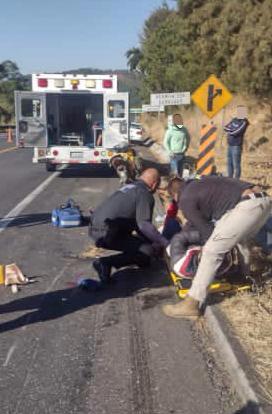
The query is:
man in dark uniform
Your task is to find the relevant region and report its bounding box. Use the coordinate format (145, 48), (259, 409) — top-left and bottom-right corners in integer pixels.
(89, 168), (169, 283)
(162, 175), (271, 318)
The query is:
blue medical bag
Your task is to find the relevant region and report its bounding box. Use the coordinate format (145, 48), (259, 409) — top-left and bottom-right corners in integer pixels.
(51, 199), (82, 228)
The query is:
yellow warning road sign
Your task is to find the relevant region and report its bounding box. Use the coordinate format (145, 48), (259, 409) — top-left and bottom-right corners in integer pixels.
(192, 74), (233, 118)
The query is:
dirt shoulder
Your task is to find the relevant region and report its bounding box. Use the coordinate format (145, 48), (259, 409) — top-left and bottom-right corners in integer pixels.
(216, 152), (272, 404)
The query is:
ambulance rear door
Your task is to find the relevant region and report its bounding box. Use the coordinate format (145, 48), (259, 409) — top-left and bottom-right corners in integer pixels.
(103, 93), (129, 149)
(15, 91), (48, 147)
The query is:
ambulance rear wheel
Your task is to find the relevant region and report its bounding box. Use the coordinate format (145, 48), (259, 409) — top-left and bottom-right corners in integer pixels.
(46, 163), (56, 172)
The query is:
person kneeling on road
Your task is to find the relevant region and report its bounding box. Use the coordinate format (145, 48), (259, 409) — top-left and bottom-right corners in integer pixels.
(162, 176), (272, 319)
(89, 168), (169, 283)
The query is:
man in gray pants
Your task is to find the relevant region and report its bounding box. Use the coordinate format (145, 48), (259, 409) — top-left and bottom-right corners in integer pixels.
(163, 176), (272, 319)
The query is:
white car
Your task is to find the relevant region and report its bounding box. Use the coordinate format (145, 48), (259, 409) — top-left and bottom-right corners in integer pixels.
(129, 122), (143, 141)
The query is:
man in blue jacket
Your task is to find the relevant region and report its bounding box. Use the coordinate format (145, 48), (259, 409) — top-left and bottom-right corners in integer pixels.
(224, 107), (249, 179)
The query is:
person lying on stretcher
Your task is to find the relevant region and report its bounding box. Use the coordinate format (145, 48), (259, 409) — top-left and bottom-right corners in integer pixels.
(169, 224), (236, 279)
(161, 200), (237, 279)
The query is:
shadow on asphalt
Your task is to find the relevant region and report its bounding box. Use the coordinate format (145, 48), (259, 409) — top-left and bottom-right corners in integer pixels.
(58, 164), (117, 179)
(233, 400), (261, 413)
(0, 213), (90, 228)
(0, 261), (172, 334)
(57, 157), (169, 179)
(0, 213), (52, 228)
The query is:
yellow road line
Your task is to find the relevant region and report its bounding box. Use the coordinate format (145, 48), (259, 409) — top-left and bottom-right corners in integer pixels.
(0, 146), (17, 154)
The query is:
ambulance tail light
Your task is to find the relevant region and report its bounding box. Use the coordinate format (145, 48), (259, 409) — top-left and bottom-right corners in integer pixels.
(94, 150), (100, 157)
(71, 79), (79, 90)
(103, 79), (113, 88)
(52, 150), (59, 156)
(38, 78), (48, 87)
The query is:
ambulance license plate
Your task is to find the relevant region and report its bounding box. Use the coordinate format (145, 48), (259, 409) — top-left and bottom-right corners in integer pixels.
(70, 152), (83, 159)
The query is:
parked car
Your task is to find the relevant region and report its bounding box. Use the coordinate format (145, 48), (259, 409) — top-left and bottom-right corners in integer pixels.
(129, 122), (143, 141)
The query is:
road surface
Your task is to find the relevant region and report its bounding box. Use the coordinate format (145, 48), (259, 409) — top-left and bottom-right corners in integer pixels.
(0, 147), (242, 414)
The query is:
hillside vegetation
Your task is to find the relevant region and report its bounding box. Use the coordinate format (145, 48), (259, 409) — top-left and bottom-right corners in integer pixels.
(128, 0), (272, 100)
(0, 61), (29, 124)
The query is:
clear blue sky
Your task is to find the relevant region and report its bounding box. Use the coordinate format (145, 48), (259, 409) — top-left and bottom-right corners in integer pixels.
(0, 0), (174, 74)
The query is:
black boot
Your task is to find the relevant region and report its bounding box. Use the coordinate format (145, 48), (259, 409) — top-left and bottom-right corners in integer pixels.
(93, 259), (112, 283)
(107, 252), (150, 269)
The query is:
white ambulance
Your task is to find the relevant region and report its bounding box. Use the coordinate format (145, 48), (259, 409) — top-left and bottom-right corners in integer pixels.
(15, 73), (129, 171)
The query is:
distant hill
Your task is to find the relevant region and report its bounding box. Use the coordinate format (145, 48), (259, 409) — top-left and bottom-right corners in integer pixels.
(63, 68), (142, 107)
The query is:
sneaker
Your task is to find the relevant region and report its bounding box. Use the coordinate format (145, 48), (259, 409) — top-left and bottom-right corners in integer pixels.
(93, 259), (111, 283)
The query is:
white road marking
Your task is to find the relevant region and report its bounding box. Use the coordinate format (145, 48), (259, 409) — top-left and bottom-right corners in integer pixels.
(80, 187), (103, 193)
(0, 171), (60, 233)
(1, 168), (66, 369)
(0, 146), (17, 154)
(3, 344), (16, 367)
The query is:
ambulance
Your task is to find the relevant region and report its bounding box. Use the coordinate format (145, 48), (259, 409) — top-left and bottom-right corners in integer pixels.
(14, 73), (129, 171)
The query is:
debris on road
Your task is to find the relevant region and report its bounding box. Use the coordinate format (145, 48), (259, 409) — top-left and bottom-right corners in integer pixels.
(5, 263), (28, 285)
(79, 245), (111, 259)
(0, 263), (32, 293)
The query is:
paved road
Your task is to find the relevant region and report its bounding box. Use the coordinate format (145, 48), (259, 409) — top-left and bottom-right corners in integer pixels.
(0, 148), (50, 217)
(0, 134), (16, 152)
(0, 148), (242, 414)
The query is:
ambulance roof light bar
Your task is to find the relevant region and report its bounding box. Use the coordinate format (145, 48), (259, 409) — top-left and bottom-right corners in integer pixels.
(32, 73), (117, 92)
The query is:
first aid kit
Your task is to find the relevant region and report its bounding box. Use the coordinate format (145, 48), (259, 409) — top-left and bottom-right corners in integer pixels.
(51, 199), (82, 228)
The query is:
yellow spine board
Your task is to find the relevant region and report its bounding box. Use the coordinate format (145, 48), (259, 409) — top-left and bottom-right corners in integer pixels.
(170, 272), (251, 299)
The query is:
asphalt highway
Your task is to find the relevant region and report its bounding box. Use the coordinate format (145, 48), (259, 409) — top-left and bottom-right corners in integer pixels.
(0, 147), (242, 414)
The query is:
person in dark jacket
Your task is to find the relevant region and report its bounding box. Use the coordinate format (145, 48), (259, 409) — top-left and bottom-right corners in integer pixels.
(162, 176), (271, 319)
(224, 107), (249, 179)
(89, 168), (169, 283)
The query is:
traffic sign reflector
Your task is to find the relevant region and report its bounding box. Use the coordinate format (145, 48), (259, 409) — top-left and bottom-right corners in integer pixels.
(196, 124), (217, 175)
